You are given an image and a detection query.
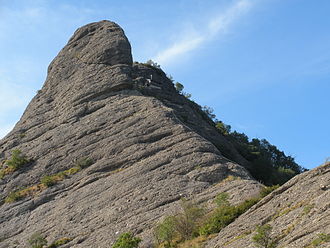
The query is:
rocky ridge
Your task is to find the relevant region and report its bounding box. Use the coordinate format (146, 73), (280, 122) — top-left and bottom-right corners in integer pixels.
(0, 20), (258, 247)
(206, 162), (330, 248)
(0, 20), (328, 248)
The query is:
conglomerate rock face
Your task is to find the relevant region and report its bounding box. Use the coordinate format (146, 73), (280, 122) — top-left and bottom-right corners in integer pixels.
(206, 163), (330, 248)
(1, 20), (328, 248)
(0, 20), (258, 247)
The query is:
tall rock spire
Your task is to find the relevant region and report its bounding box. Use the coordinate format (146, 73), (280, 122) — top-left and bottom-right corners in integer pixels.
(0, 21), (258, 248)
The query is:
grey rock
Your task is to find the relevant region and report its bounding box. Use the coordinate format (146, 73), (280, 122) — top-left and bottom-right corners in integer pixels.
(1, 20), (325, 248)
(206, 162), (330, 248)
(0, 20), (256, 247)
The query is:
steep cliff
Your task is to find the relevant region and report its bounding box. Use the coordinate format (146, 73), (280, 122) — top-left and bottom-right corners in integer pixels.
(206, 162), (329, 248)
(0, 20), (258, 247)
(1, 20), (328, 248)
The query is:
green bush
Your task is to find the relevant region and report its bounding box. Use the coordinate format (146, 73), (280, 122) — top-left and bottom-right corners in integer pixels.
(112, 232), (141, 248)
(199, 197), (259, 236)
(199, 205), (236, 235)
(153, 193), (261, 247)
(154, 216), (177, 247)
(201, 106), (216, 120)
(214, 192), (229, 207)
(0, 149), (30, 179)
(310, 233), (330, 247)
(235, 197), (259, 215)
(28, 233), (47, 248)
(47, 237), (72, 248)
(145, 59), (161, 69)
(40, 158), (92, 188)
(6, 149), (30, 170)
(175, 82), (184, 93)
(252, 224), (277, 248)
(40, 175), (57, 187)
(5, 191), (23, 203)
(75, 157), (93, 169)
(174, 199), (205, 240)
(153, 199), (204, 246)
(215, 121), (231, 135)
(260, 185), (280, 198)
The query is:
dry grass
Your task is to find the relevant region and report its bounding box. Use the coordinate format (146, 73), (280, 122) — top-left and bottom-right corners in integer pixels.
(5, 160), (92, 203)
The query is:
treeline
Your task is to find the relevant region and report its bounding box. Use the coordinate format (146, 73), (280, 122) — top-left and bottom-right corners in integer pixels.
(147, 61), (306, 186)
(213, 117), (305, 186)
(174, 83), (305, 186)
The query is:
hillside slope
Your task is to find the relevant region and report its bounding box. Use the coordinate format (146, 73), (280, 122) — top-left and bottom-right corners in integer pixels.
(206, 162), (330, 248)
(0, 21), (259, 247)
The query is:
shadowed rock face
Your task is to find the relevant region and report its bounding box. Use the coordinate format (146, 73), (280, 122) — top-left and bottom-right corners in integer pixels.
(0, 20), (257, 247)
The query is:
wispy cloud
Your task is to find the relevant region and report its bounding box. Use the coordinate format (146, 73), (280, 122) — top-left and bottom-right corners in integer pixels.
(153, 0), (254, 67)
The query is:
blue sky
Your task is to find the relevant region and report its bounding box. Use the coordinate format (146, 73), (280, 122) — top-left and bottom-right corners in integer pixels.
(0, 0), (329, 169)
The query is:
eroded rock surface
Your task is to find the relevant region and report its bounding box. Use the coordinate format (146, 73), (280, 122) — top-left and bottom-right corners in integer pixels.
(206, 163), (330, 248)
(0, 21), (257, 247)
(2, 20), (327, 248)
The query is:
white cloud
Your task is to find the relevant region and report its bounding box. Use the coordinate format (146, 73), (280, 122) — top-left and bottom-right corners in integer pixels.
(153, 0), (254, 67)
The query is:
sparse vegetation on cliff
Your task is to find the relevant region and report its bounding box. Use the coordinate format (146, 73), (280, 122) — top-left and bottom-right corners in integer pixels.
(0, 149), (31, 179)
(112, 232), (141, 248)
(28, 233), (72, 248)
(153, 187), (280, 248)
(194, 97), (305, 186)
(5, 157), (93, 203)
(252, 224), (277, 248)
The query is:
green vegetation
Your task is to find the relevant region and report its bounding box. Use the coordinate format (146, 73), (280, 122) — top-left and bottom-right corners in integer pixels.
(0, 149), (31, 179)
(5, 191), (24, 203)
(308, 233), (330, 247)
(174, 199), (205, 240)
(174, 82), (191, 99)
(41, 157), (93, 188)
(5, 157), (93, 203)
(214, 192), (229, 207)
(201, 106), (216, 120)
(145, 59), (161, 69)
(260, 185), (280, 198)
(154, 185), (281, 248)
(75, 157), (93, 169)
(199, 196), (259, 236)
(302, 204), (314, 215)
(5, 149), (30, 169)
(112, 232), (141, 248)
(219, 127), (304, 185)
(213, 118), (305, 185)
(161, 77), (302, 184)
(154, 199), (205, 247)
(40, 175), (59, 187)
(174, 82), (184, 93)
(154, 216), (177, 247)
(5, 184), (44, 203)
(252, 224), (277, 248)
(153, 189), (274, 248)
(28, 233), (72, 248)
(215, 121), (231, 136)
(47, 237), (72, 248)
(28, 233), (47, 248)
(172, 87), (306, 186)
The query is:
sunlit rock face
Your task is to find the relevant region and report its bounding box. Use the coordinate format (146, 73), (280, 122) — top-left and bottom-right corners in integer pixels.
(0, 20), (259, 247)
